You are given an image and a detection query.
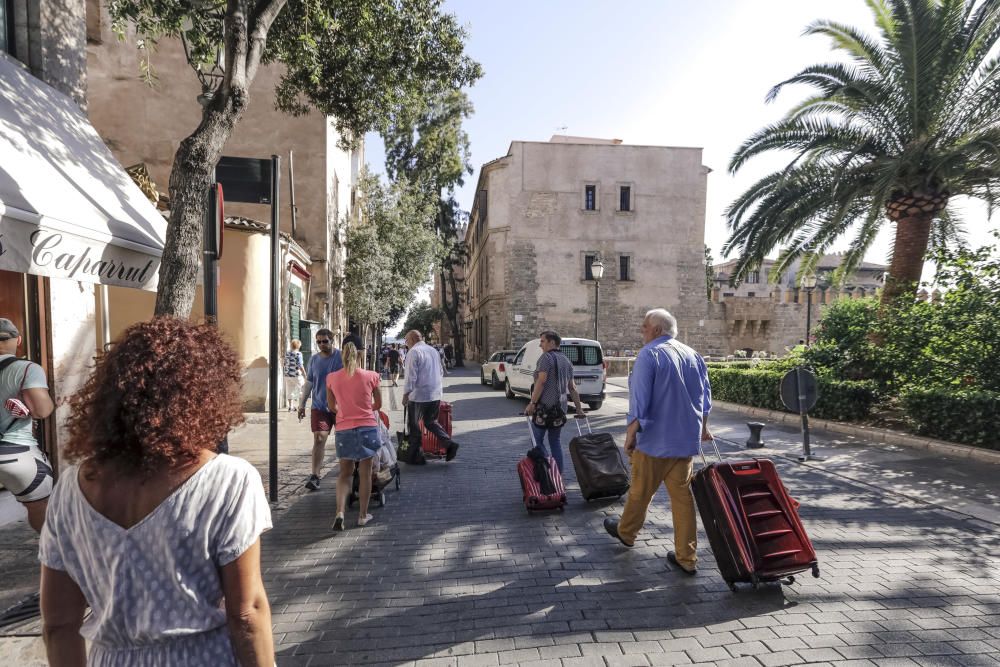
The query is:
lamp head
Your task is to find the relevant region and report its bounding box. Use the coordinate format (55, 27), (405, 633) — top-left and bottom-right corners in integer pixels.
(591, 256), (605, 281)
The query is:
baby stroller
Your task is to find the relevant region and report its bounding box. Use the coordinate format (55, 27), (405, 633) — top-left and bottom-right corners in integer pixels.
(348, 410), (401, 508)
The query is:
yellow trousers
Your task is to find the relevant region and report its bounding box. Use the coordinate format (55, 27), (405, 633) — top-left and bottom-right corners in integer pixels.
(618, 449), (697, 569)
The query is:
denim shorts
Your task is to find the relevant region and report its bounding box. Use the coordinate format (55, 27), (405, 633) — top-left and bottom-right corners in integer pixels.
(335, 426), (380, 461)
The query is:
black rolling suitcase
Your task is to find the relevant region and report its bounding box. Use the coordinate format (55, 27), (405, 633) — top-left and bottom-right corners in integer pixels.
(568, 417), (631, 501)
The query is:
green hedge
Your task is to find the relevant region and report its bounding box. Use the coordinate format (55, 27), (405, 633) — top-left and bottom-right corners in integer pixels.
(708, 367), (877, 421)
(900, 388), (1000, 449)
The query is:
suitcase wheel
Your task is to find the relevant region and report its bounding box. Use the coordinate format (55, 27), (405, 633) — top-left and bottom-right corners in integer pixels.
(812, 564), (821, 578)
(727, 581), (738, 593)
(750, 574), (760, 591)
(781, 575), (796, 586)
(378, 492), (387, 507)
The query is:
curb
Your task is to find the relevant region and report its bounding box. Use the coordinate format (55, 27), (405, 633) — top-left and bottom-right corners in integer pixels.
(713, 399), (1000, 465)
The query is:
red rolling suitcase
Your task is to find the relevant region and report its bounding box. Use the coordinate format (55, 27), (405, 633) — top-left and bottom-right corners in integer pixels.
(692, 439), (819, 591)
(419, 401), (452, 456)
(518, 417), (567, 511)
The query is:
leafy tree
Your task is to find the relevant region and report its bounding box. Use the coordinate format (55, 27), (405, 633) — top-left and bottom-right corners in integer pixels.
(383, 89), (474, 365)
(724, 0), (1000, 303)
(401, 300), (441, 340)
(805, 234), (1000, 393)
(344, 173), (440, 338)
(109, 0), (481, 317)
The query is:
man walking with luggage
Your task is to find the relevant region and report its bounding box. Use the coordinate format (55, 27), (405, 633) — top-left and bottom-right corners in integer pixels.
(298, 328), (344, 490)
(402, 330), (459, 463)
(602, 309), (712, 575)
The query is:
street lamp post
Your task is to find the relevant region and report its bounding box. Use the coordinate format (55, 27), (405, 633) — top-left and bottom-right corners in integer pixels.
(802, 270), (818, 346)
(591, 256), (605, 341)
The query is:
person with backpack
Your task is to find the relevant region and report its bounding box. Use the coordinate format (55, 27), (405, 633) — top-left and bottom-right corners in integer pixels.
(0, 317), (55, 532)
(524, 330), (585, 474)
(282, 339), (306, 411)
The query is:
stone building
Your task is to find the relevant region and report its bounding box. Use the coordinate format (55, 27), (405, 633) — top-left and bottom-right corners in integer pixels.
(460, 136), (722, 363)
(709, 255), (888, 355)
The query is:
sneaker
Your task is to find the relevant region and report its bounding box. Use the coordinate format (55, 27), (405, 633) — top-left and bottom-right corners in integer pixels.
(357, 513), (374, 527)
(332, 514), (345, 531)
(445, 440), (460, 461)
(305, 474), (320, 491)
(667, 551), (697, 575)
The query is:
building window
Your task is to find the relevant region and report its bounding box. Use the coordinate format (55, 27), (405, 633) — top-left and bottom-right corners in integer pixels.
(619, 186), (631, 212)
(584, 185), (596, 211)
(747, 291), (756, 298)
(746, 270), (760, 284)
(584, 254), (595, 280)
(619, 255), (632, 281)
(1, 0), (14, 55)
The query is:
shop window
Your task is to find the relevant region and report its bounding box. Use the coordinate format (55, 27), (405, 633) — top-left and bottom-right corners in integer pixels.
(1, 0), (14, 55)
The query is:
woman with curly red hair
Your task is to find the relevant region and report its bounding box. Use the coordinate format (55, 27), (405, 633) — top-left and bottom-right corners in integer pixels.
(38, 317), (274, 667)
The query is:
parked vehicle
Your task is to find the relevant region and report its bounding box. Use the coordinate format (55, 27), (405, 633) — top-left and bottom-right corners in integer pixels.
(505, 337), (606, 411)
(481, 350), (516, 389)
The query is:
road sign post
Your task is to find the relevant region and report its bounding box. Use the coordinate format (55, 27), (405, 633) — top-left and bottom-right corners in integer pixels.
(780, 367), (820, 462)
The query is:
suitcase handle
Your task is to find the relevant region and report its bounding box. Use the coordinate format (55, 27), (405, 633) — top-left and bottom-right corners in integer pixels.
(573, 414), (592, 437)
(698, 437), (724, 467)
(525, 415), (540, 449)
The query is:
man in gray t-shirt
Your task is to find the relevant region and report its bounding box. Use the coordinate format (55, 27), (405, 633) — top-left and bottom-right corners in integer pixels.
(0, 317), (55, 532)
(525, 330), (585, 473)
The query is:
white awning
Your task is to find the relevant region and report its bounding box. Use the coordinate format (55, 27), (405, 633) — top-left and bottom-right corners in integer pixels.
(0, 54), (167, 291)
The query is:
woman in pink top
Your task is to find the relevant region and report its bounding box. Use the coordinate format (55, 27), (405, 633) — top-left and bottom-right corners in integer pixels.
(326, 341), (382, 530)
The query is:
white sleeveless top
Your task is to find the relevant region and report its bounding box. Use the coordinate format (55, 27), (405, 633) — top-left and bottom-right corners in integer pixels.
(38, 454), (272, 666)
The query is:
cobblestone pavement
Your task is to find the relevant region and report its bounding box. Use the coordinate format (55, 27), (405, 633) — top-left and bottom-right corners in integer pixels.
(3, 370), (999, 666)
(264, 370), (1000, 666)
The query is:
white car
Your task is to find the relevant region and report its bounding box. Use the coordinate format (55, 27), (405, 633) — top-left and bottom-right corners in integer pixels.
(481, 350), (516, 389)
(505, 337), (606, 411)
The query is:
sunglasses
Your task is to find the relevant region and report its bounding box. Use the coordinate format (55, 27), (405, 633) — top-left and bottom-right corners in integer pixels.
(316, 339), (331, 344)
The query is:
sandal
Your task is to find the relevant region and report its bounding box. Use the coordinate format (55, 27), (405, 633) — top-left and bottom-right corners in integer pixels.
(332, 514), (345, 532)
(357, 513), (374, 527)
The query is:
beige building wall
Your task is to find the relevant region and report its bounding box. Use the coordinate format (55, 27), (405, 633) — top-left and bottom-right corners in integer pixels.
(463, 137), (723, 363)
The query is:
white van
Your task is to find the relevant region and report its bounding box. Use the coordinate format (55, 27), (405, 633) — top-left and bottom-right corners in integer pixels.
(505, 337), (606, 411)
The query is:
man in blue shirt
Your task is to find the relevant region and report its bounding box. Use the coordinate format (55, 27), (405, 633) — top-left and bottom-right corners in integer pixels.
(603, 309), (713, 575)
(297, 328), (344, 490)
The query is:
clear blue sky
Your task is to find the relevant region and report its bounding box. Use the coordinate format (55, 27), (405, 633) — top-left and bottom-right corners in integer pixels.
(370, 0), (997, 319)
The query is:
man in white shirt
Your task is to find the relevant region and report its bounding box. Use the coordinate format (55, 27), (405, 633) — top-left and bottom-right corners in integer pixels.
(402, 330), (458, 463)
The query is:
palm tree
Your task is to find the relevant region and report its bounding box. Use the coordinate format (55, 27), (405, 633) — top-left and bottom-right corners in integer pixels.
(724, 0), (1000, 302)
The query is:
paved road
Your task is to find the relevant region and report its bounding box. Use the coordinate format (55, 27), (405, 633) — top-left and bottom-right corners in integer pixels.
(264, 370), (1000, 666)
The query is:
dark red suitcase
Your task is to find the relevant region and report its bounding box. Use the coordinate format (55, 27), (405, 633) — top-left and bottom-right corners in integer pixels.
(518, 417), (567, 511)
(419, 401), (452, 457)
(692, 440), (819, 591)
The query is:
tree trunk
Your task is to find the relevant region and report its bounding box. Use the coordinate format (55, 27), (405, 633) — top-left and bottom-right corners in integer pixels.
(154, 100), (247, 317)
(881, 191), (946, 304)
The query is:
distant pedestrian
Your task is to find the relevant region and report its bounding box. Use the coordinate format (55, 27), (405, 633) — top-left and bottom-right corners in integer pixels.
(298, 328), (344, 491)
(283, 339), (306, 411)
(386, 345), (402, 387)
(603, 309), (712, 576)
(402, 330), (458, 463)
(342, 325), (365, 368)
(0, 317), (55, 532)
(443, 343), (454, 369)
(39, 317), (273, 666)
(524, 330), (585, 473)
(326, 341), (383, 530)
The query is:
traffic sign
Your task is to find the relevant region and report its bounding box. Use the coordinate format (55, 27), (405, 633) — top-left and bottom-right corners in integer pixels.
(781, 368), (819, 414)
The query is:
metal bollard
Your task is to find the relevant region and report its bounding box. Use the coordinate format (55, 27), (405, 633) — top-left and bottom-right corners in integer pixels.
(746, 422), (765, 449)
